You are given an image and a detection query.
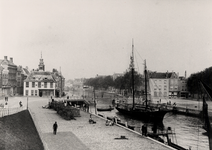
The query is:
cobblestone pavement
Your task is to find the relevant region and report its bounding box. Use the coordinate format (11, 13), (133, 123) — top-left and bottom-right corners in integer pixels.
(26, 97), (172, 150)
(0, 96), (173, 150)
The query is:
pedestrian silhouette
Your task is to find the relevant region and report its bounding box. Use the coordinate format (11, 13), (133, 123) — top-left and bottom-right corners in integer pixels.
(19, 101), (22, 107)
(53, 122), (58, 135)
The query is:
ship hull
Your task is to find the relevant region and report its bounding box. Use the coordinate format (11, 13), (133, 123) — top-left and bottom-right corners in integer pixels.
(115, 106), (169, 123)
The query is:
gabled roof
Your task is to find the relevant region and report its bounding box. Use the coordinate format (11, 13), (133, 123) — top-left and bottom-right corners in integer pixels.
(0, 59), (17, 67)
(25, 71), (56, 82)
(149, 71), (174, 79)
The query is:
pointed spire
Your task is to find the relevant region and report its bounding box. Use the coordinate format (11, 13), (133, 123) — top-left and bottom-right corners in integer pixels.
(38, 52), (45, 71)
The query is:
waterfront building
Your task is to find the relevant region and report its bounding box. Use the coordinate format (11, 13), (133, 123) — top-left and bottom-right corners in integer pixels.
(149, 71), (179, 98)
(169, 72), (180, 98)
(0, 56), (17, 97)
(179, 71), (188, 98)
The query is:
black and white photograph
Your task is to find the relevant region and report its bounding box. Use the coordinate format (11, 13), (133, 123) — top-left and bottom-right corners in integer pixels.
(0, 0), (212, 150)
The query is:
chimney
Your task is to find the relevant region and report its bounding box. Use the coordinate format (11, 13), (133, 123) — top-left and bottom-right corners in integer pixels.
(4, 56), (7, 60)
(10, 57), (13, 63)
(185, 71), (187, 79)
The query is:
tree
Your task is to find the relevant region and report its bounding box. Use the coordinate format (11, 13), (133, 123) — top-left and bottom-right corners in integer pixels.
(187, 66), (212, 97)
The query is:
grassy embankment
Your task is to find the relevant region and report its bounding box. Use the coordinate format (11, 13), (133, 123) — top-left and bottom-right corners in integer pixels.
(0, 110), (44, 150)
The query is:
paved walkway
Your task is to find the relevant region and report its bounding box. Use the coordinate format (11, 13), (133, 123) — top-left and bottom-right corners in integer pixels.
(0, 96), (173, 150)
(27, 97), (172, 150)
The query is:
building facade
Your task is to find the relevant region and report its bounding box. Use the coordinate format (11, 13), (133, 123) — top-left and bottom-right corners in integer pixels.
(23, 55), (65, 97)
(179, 76), (188, 98)
(0, 56), (17, 97)
(52, 69), (65, 97)
(149, 71), (179, 98)
(24, 71), (56, 97)
(16, 66), (30, 95)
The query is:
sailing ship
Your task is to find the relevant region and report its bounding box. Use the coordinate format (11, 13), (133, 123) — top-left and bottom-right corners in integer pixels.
(115, 42), (170, 123)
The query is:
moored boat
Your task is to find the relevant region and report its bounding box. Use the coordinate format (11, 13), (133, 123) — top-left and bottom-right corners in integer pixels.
(97, 106), (114, 111)
(115, 41), (170, 123)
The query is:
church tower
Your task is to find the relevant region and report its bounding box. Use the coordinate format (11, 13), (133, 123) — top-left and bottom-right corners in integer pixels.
(38, 52), (45, 71)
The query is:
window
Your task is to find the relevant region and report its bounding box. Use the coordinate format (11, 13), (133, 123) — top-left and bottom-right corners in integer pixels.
(50, 82), (53, 88)
(44, 82), (47, 88)
(31, 90), (34, 96)
(26, 90), (28, 96)
(26, 82), (29, 87)
(38, 82), (41, 88)
(35, 90), (37, 96)
(32, 82), (35, 88)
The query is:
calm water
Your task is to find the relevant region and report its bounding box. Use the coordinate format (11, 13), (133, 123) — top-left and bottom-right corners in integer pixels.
(80, 90), (209, 150)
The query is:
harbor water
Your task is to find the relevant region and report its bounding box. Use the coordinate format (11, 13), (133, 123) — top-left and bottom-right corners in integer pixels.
(82, 90), (210, 150)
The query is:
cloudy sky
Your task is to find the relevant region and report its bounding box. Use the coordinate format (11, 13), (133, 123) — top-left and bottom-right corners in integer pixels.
(1, 0), (212, 79)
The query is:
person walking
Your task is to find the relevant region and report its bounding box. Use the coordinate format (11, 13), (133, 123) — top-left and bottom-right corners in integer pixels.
(53, 122), (58, 135)
(19, 101), (22, 107)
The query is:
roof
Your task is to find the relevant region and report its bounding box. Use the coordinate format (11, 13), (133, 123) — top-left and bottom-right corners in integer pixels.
(25, 71), (56, 82)
(0, 59), (17, 67)
(23, 68), (30, 75)
(149, 72), (173, 79)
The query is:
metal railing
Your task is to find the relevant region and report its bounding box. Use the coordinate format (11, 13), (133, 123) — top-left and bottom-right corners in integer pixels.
(0, 106), (26, 118)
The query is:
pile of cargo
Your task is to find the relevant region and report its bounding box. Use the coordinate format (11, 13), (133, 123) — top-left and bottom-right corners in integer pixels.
(49, 101), (80, 120)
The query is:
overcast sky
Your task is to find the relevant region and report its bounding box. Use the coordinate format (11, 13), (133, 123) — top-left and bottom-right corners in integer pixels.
(1, 0), (212, 79)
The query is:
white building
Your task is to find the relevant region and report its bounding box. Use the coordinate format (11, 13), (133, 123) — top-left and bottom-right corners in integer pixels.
(149, 71), (179, 98)
(23, 55), (56, 97)
(24, 71), (56, 97)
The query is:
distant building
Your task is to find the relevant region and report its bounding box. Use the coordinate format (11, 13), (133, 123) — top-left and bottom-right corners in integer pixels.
(112, 73), (123, 81)
(16, 66), (30, 95)
(24, 71), (56, 97)
(23, 55), (65, 97)
(149, 71), (179, 98)
(73, 78), (84, 89)
(0, 56), (17, 97)
(179, 71), (188, 98)
(52, 69), (65, 97)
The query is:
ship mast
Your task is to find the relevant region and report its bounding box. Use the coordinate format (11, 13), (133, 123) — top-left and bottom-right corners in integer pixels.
(131, 40), (135, 109)
(144, 60), (148, 109)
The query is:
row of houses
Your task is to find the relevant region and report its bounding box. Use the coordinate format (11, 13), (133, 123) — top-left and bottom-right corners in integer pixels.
(0, 56), (27, 97)
(0, 55), (65, 98)
(148, 71), (188, 98)
(113, 72), (188, 98)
